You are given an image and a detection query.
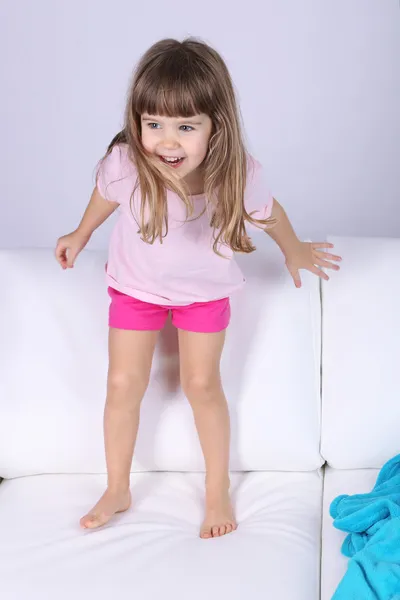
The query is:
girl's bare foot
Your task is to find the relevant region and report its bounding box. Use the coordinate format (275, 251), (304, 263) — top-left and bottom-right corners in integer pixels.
(80, 488), (131, 529)
(200, 484), (237, 539)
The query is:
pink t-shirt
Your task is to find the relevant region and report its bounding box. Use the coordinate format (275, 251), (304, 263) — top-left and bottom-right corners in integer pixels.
(97, 143), (274, 306)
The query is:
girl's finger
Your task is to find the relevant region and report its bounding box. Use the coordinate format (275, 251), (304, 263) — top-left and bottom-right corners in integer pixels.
(311, 265), (329, 280)
(314, 251), (342, 262)
(56, 245), (67, 260)
(55, 247), (68, 268)
(315, 258), (340, 270)
(312, 243), (334, 249)
(67, 252), (75, 268)
(289, 267), (301, 288)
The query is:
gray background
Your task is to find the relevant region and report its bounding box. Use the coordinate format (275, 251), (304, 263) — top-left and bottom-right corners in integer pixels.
(1, 0), (399, 251)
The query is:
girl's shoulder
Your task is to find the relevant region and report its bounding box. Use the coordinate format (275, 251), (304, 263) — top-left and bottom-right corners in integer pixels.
(243, 153), (273, 215)
(104, 143), (137, 176)
(96, 143), (137, 203)
(245, 154), (266, 192)
(246, 153), (262, 177)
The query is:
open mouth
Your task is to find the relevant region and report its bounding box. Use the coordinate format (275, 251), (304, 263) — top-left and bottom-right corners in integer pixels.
(159, 156), (185, 168)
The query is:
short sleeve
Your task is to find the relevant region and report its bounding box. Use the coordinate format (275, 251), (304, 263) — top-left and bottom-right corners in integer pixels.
(244, 155), (274, 231)
(96, 143), (135, 205)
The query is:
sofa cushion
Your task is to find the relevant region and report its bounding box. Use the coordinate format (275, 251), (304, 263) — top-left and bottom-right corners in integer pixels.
(321, 235), (400, 468)
(0, 469), (323, 600)
(0, 243), (323, 476)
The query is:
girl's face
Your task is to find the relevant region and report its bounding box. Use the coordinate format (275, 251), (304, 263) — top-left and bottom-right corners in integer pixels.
(140, 113), (213, 179)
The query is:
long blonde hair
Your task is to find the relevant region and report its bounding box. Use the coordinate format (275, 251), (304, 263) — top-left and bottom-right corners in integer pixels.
(98, 37), (276, 253)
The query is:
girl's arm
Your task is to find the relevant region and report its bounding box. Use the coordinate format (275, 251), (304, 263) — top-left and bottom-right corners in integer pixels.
(55, 187), (119, 270)
(264, 199), (299, 257)
(264, 198), (342, 288)
(76, 186), (119, 237)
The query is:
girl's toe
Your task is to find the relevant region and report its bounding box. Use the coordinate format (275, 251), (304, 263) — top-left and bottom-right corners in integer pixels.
(212, 526), (219, 537)
(200, 528), (212, 539)
(219, 525), (226, 536)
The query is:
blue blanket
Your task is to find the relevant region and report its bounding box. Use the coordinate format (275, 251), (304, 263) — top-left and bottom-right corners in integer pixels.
(330, 453), (400, 599)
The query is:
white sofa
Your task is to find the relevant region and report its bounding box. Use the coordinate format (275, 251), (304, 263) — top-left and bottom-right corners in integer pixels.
(0, 235), (399, 600)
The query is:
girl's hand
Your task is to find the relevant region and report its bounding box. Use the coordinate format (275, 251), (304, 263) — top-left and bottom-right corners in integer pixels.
(55, 229), (91, 270)
(284, 241), (342, 288)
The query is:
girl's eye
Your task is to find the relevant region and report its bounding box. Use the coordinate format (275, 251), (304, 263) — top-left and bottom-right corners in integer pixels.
(146, 123), (194, 131)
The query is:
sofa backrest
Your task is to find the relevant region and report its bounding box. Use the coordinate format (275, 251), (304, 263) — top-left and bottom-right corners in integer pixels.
(0, 243), (323, 478)
(321, 235), (400, 468)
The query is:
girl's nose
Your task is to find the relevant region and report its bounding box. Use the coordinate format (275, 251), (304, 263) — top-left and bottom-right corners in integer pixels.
(161, 134), (180, 150)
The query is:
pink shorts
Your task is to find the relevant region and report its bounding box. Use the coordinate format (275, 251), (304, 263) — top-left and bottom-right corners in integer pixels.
(108, 287), (231, 333)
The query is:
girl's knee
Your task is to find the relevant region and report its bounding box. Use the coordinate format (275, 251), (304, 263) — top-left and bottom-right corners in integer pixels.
(107, 371), (149, 401)
(181, 373), (221, 401)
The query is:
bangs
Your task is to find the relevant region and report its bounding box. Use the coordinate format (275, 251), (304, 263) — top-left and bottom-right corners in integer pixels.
(133, 58), (214, 118)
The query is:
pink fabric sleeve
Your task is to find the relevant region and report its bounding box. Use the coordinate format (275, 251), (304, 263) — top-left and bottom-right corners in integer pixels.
(96, 144), (133, 205)
(244, 155), (274, 231)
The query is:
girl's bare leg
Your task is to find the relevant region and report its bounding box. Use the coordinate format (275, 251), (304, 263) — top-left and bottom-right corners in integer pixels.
(179, 329), (237, 538)
(80, 328), (158, 529)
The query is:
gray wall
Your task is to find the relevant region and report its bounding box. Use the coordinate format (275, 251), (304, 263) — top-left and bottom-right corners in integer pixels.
(1, 0), (399, 251)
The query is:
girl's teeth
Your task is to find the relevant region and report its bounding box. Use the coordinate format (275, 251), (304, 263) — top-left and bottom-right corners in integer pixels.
(164, 157), (181, 163)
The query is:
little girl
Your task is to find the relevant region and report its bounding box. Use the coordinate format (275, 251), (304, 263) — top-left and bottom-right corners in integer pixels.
(55, 37), (341, 539)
